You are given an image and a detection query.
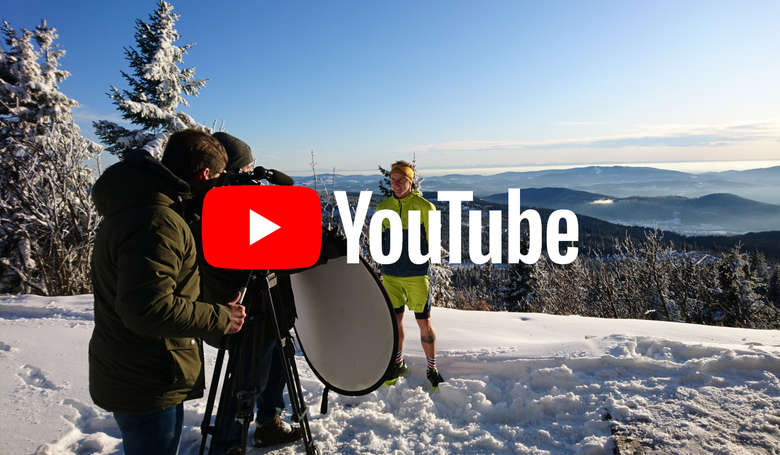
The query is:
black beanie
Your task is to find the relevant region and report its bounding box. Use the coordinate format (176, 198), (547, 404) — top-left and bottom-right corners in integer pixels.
(212, 132), (253, 172)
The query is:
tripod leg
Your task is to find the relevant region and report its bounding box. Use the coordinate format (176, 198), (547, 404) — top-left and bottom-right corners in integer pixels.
(279, 334), (318, 455)
(209, 328), (261, 455)
(232, 306), (264, 455)
(265, 273), (319, 455)
(209, 337), (242, 455)
(199, 337), (228, 455)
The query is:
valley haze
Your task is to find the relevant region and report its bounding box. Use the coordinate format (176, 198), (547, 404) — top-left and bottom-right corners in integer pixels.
(298, 163), (780, 236)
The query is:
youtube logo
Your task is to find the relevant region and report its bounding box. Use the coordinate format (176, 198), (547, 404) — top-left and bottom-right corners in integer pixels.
(202, 186), (322, 269)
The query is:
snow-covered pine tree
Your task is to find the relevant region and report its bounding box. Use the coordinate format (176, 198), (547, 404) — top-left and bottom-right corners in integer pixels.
(749, 250), (770, 286)
(377, 165), (393, 198)
(94, 0), (207, 159)
(768, 264), (780, 309)
(475, 261), (496, 306)
(500, 261), (534, 311)
(498, 229), (535, 312)
(0, 20), (101, 295)
(0, 21), (73, 155)
(429, 250), (456, 308)
(715, 245), (777, 328)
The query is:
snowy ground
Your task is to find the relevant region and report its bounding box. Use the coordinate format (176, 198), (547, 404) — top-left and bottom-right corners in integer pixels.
(1, 295), (778, 455)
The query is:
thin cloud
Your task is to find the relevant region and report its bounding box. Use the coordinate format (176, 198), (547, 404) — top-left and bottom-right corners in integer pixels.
(557, 121), (606, 127)
(411, 122), (780, 154)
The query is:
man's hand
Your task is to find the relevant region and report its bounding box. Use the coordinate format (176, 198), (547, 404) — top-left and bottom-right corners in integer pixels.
(225, 292), (246, 334)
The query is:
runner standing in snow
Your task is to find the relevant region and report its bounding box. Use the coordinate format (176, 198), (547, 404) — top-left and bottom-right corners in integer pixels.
(377, 160), (445, 389)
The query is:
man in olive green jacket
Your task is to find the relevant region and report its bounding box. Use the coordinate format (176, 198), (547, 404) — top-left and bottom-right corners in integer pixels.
(89, 129), (246, 455)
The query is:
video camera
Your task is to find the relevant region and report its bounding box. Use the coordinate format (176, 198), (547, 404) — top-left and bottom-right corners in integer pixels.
(214, 165), (295, 187)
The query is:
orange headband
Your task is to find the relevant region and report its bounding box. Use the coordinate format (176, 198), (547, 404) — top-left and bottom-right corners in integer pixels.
(390, 164), (414, 184)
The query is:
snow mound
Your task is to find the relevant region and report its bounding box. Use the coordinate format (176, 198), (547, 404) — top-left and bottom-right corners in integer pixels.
(1, 296), (778, 454)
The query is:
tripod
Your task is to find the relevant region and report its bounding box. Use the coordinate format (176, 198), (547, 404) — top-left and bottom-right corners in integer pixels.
(199, 271), (319, 455)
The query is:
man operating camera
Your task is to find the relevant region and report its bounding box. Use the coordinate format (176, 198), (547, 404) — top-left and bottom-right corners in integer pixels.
(89, 129), (247, 455)
(191, 132), (302, 454)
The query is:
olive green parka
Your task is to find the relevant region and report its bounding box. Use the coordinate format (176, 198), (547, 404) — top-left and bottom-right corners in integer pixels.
(89, 150), (231, 415)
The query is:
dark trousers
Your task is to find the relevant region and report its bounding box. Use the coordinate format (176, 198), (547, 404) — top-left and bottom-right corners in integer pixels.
(210, 337), (288, 454)
(114, 403), (183, 455)
(256, 342), (286, 425)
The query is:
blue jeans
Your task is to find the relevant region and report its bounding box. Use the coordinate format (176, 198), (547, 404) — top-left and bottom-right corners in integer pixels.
(114, 403), (183, 455)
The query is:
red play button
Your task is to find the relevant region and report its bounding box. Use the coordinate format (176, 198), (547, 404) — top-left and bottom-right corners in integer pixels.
(202, 186), (322, 269)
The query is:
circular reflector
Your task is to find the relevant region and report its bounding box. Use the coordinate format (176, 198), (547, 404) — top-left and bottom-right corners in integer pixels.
(291, 256), (397, 395)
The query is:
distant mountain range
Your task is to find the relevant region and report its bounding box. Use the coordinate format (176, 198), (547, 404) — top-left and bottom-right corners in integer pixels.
(294, 164), (780, 235)
(334, 192), (780, 261)
(481, 188), (780, 235)
(448, 196), (780, 261)
(292, 165), (780, 205)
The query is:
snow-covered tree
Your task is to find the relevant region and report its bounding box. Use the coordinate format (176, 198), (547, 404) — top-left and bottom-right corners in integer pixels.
(94, 0), (208, 159)
(429, 253), (455, 308)
(499, 261), (534, 311)
(715, 245), (777, 328)
(377, 165), (393, 198)
(768, 265), (780, 309)
(0, 20), (101, 295)
(0, 20), (75, 155)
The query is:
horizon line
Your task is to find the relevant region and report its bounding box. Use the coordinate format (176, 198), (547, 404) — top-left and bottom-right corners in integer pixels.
(287, 158), (780, 177)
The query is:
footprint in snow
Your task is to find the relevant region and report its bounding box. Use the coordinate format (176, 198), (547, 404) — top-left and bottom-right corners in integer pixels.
(18, 364), (61, 390)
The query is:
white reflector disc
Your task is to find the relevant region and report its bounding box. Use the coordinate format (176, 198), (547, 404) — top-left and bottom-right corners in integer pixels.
(291, 256), (397, 395)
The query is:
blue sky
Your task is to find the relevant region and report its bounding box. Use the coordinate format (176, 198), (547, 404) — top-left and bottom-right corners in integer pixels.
(4, 0), (780, 174)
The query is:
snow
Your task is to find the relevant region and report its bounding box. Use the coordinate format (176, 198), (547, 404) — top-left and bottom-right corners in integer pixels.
(1, 295), (778, 454)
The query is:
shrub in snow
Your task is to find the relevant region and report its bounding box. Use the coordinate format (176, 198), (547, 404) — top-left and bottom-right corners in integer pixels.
(94, 0), (208, 159)
(769, 264), (780, 309)
(429, 256), (455, 308)
(715, 245), (778, 329)
(525, 230), (778, 329)
(0, 20), (101, 295)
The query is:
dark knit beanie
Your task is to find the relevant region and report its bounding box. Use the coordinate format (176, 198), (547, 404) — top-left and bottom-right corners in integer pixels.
(212, 132), (254, 171)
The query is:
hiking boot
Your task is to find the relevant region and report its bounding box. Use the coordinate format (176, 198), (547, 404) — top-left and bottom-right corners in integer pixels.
(253, 415), (302, 448)
(384, 360), (408, 385)
(427, 367), (444, 388)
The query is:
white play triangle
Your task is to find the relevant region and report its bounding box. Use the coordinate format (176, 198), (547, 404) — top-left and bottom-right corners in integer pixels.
(249, 209), (280, 245)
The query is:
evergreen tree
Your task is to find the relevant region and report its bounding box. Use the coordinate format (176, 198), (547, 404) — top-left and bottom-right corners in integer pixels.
(377, 165), (393, 198)
(0, 21), (75, 154)
(94, 0), (207, 159)
(498, 230), (535, 312)
(769, 265), (780, 308)
(500, 261), (534, 311)
(0, 20), (101, 294)
(715, 245), (774, 328)
(749, 250), (770, 285)
(430, 254), (456, 308)
(476, 262), (496, 305)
